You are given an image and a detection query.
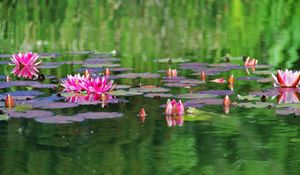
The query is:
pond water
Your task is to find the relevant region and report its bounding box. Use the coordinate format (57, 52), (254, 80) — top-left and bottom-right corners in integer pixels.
(1, 1), (300, 175)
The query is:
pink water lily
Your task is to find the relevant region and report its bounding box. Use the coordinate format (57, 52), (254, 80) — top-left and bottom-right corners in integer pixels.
(165, 99), (184, 115)
(80, 76), (114, 95)
(11, 52), (41, 79)
(61, 74), (86, 93)
(244, 57), (258, 67)
(272, 69), (300, 88)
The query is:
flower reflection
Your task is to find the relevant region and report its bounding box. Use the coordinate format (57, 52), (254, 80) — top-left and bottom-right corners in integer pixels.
(223, 105), (230, 114)
(165, 115), (184, 127)
(277, 88), (300, 104)
(66, 93), (113, 108)
(245, 67), (256, 75)
(11, 52), (41, 79)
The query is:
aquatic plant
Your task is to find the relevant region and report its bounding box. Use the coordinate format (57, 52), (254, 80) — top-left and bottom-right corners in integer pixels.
(5, 94), (14, 108)
(11, 52), (41, 79)
(61, 74), (86, 93)
(244, 57), (258, 67)
(165, 99), (184, 116)
(272, 69), (300, 88)
(80, 76), (114, 95)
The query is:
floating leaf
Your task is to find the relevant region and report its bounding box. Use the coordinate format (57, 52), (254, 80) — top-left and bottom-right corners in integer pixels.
(110, 90), (143, 96)
(184, 98), (223, 107)
(257, 77), (274, 83)
(115, 85), (131, 89)
(237, 102), (274, 108)
(134, 87), (170, 93)
(84, 58), (120, 64)
(118, 73), (160, 79)
(237, 94), (259, 101)
(0, 81), (41, 89)
(35, 116), (84, 124)
(164, 83), (197, 87)
(0, 114), (9, 121)
(83, 63), (120, 68)
(236, 77), (262, 81)
(154, 58), (189, 63)
(176, 94), (218, 99)
(144, 93), (174, 98)
(15, 104), (33, 111)
(7, 110), (53, 118)
(0, 91), (44, 100)
(30, 84), (57, 89)
(78, 112), (123, 119)
(30, 101), (79, 109)
(198, 90), (234, 96)
(179, 62), (207, 69)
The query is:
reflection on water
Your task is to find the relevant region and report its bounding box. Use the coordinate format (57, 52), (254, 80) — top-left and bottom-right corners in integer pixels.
(0, 1), (300, 175)
(277, 88), (300, 104)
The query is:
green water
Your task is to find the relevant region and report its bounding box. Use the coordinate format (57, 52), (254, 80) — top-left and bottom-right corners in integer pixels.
(1, 1), (300, 175)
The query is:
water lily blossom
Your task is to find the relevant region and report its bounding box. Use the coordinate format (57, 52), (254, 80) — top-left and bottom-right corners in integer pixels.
(210, 78), (226, 83)
(201, 71), (206, 81)
(167, 68), (177, 77)
(272, 69), (300, 88)
(244, 57), (258, 67)
(172, 69), (177, 77)
(80, 76), (114, 95)
(5, 94), (14, 108)
(105, 68), (110, 75)
(61, 74), (86, 93)
(228, 74), (235, 84)
(11, 52), (41, 79)
(165, 99), (184, 116)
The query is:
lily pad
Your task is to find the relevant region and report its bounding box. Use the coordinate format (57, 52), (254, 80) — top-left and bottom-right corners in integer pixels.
(83, 63), (120, 68)
(30, 84), (57, 89)
(84, 58), (120, 64)
(176, 94), (218, 99)
(154, 58), (189, 63)
(110, 90), (143, 96)
(236, 102), (274, 108)
(134, 87), (170, 93)
(78, 112), (123, 119)
(7, 110), (53, 119)
(35, 116), (84, 124)
(144, 93), (174, 98)
(118, 73), (160, 79)
(0, 114), (9, 121)
(179, 62), (208, 69)
(236, 77), (262, 81)
(0, 81), (41, 89)
(198, 90), (234, 96)
(30, 101), (79, 109)
(0, 91), (44, 100)
(257, 77), (274, 83)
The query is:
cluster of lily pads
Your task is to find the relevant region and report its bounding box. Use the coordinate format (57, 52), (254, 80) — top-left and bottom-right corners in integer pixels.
(1, 51), (300, 125)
